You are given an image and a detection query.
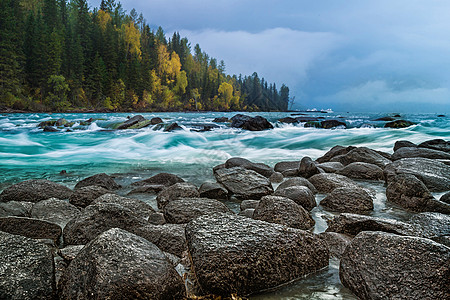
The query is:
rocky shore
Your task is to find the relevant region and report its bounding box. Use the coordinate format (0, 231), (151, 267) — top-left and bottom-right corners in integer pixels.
(0, 138), (449, 299)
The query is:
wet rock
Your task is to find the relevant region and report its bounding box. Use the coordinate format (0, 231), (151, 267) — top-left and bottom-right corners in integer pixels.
(320, 187), (374, 213)
(164, 122), (183, 132)
(340, 231), (450, 300)
(128, 184), (165, 195)
(319, 232), (352, 258)
(92, 193), (155, 220)
(0, 201), (30, 217)
(373, 116), (395, 121)
(0, 231), (55, 300)
(0, 179), (73, 203)
(156, 182), (199, 209)
(43, 126), (58, 132)
(148, 212), (166, 225)
(274, 161), (300, 173)
(225, 157), (274, 177)
(163, 197), (232, 224)
(131, 172), (185, 187)
(316, 161), (345, 173)
(269, 171), (283, 183)
(59, 245), (85, 262)
(308, 173), (358, 193)
(437, 114), (446, 117)
(212, 117), (229, 123)
(392, 147), (450, 161)
(116, 115), (145, 129)
(230, 114), (273, 131)
(55, 118), (68, 126)
(127, 120), (153, 129)
(59, 228), (185, 300)
(337, 162), (384, 180)
(320, 119), (346, 129)
(215, 167), (273, 200)
(38, 120), (56, 128)
(239, 208), (255, 218)
(0, 216), (62, 243)
(298, 156), (320, 178)
(384, 119), (415, 128)
(278, 117), (298, 123)
(74, 173), (121, 190)
(253, 195), (315, 230)
(274, 186), (316, 211)
(441, 191), (450, 204)
(240, 200), (260, 211)
(394, 140), (417, 152)
(198, 182), (228, 199)
(408, 212), (450, 239)
(132, 224), (187, 257)
(31, 198), (81, 228)
(63, 203), (147, 245)
(418, 138), (450, 153)
(316, 145), (356, 163)
(325, 213), (417, 237)
(384, 158), (450, 192)
(331, 147), (391, 168)
(276, 177), (317, 194)
(68, 186), (110, 208)
(150, 117), (163, 125)
(185, 213), (329, 296)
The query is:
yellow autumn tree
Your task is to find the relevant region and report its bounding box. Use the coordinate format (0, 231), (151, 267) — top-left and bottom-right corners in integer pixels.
(97, 10), (111, 31)
(121, 21), (141, 59)
(157, 45), (182, 85)
(218, 82), (233, 110)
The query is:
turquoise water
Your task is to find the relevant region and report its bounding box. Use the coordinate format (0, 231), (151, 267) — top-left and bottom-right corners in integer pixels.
(0, 111), (449, 299)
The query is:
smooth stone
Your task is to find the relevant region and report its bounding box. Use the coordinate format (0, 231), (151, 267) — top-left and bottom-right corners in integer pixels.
(276, 177), (317, 194)
(239, 208), (255, 218)
(298, 156), (320, 178)
(0, 179), (73, 203)
(164, 122), (183, 132)
(273, 186), (316, 211)
(116, 115), (146, 129)
(274, 161), (300, 173)
(74, 173), (121, 190)
(131, 172), (185, 187)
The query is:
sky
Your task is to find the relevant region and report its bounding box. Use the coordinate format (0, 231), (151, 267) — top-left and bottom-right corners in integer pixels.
(89, 0), (450, 113)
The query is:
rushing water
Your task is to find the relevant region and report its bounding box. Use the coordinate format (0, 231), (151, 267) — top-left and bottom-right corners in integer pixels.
(0, 111), (448, 298)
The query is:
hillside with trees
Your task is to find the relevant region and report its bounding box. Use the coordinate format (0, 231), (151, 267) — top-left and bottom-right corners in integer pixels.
(0, 0), (290, 112)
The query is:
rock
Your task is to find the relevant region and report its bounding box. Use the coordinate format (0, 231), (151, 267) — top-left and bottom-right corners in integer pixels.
(326, 213), (417, 237)
(437, 114), (446, 117)
(308, 173), (358, 193)
(320, 187), (374, 213)
(59, 228), (185, 299)
(274, 161), (300, 173)
(276, 177), (317, 194)
(320, 119), (346, 129)
(386, 174), (450, 213)
(92, 193), (155, 220)
(230, 114), (274, 131)
(0, 231), (55, 300)
(339, 231), (450, 300)
(295, 116), (320, 122)
(269, 172), (283, 183)
(55, 118), (68, 126)
(373, 116), (395, 121)
(273, 186), (316, 211)
(384, 119), (415, 128)
(298, 156), (320, 178)
(441, 192), (450, 204)
(132, 224), (187, 257)
(150, 117), (163, 125)
(225, 157), (274, 177)
(281, 169), (299, 177)
(68, 186), (110, 208)
(185, 213), (329, 296)
(408, 212), (450, 239)
(331, 147), (391, 168)
(393, 114), (401, 117)
(212, 117), (229, 123)
(337, 162), (384, 180)
(74, 173), (121, 190)
(253, 196), (315, 230)
(418, 138), (450, 153)
(31, 198), (81, 228)
(240, 200), (260, 211)
(214, 167), (273, 200)
(131, 172), (185, 187)
(59, 245), (85, 262)
(316, 145), (354, 163)
(164, 122), (183, 132)
(316, 161), (344, 173)
(163, 197), (232, 224)
(384, 158), (450, 192)
(63, 203), (148, 245)
(148, 212), (166, 225)
(392, 147), (450, 161)
(43, 126), (58, 132)
(128, 184), (165, 195)
(239, 208), (255, 218)
(319, 232), (352, 258)
(198, 182), (228, 199)
(0, 216), (62, 243)
(127, 120), (153, 129)
(278, 117), (298, 123)
(156, 182), (199, 209)
(0, 179), (73, 203)
(38, 120), (56, 128)
(0, 201), (30, 217)
(116, 115), (145, 129)
(394, 140), (417, 152)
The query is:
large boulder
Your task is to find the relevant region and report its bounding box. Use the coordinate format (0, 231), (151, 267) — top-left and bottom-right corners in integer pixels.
(325, 213), (417, 237)
(253, 196), (315, 230)
(337, 162), (384, 180)
(393, 140), (417, 151)
(298, 156), (320, 178)
(0, 201), (30, 217)
(0, 179), (73, 203)
(92, 193), (155, 220)
(185, 213), (329, 296)
(331, 147), (391, 168)
(225, 157), (274, 177)
(392, 147), (450, 161)
(274, 161), (300, 173)
(316, 145), (356, 163)
(308, 173), (358, 193)
(31, 198), (81, 228)
(163, 197), (232, 224)
(384, 119), (415, 128)
(156, 182), (199, 209)
(63, 203), (148, 245)
(320, 119), (346, 129)
(0, 231), (55, 300)
(74, 173), (121, 190)
(198, 182), (228, 199)
(276, 177), (317, 194)
(214, 167), (273, 200)
(132, 224), (187, 257)
(273, 186), (316, 211)
(340, 231), (450, 300)
(59, 228), (185, 299)
(320, 187), (374, 213)
(68, 186), (110, 208)
(386, 174), (450, 213)
(384, 158), (450, 192)
(418, 139), (450, 153)
(230, 114), (273, 131)
(116, 115), (146, 129)
(131, 172), (184, 187)
(408, 212), (450, 240)
(0, 216), (62, 243)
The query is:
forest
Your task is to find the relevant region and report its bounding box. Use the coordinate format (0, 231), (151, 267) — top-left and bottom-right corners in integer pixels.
(0, 0), (290, 112)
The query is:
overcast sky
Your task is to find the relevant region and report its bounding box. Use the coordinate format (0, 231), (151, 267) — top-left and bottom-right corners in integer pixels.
(89, 0), (450, 112)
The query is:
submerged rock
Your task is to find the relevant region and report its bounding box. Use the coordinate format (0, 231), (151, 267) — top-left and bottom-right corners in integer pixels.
(74, 173), (121, 190)
(185, 213), (329, 296)
(340, 231), (450, 300)
(164, 122), (183, 132)
(116, 115), (145, 129)
(215, 167), (273, 199)
(212, 117), (229, 123)
(230, 114), (273, 131)
(0, 179), (73, 203)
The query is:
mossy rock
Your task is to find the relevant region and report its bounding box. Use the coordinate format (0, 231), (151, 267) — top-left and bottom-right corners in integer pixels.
(37, 120), (57, 128)
(127, 120), (152, 129)
(384, 120), (415, 128)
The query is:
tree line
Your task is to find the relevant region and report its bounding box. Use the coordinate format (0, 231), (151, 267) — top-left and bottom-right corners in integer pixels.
(0, 0), (290, 112)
